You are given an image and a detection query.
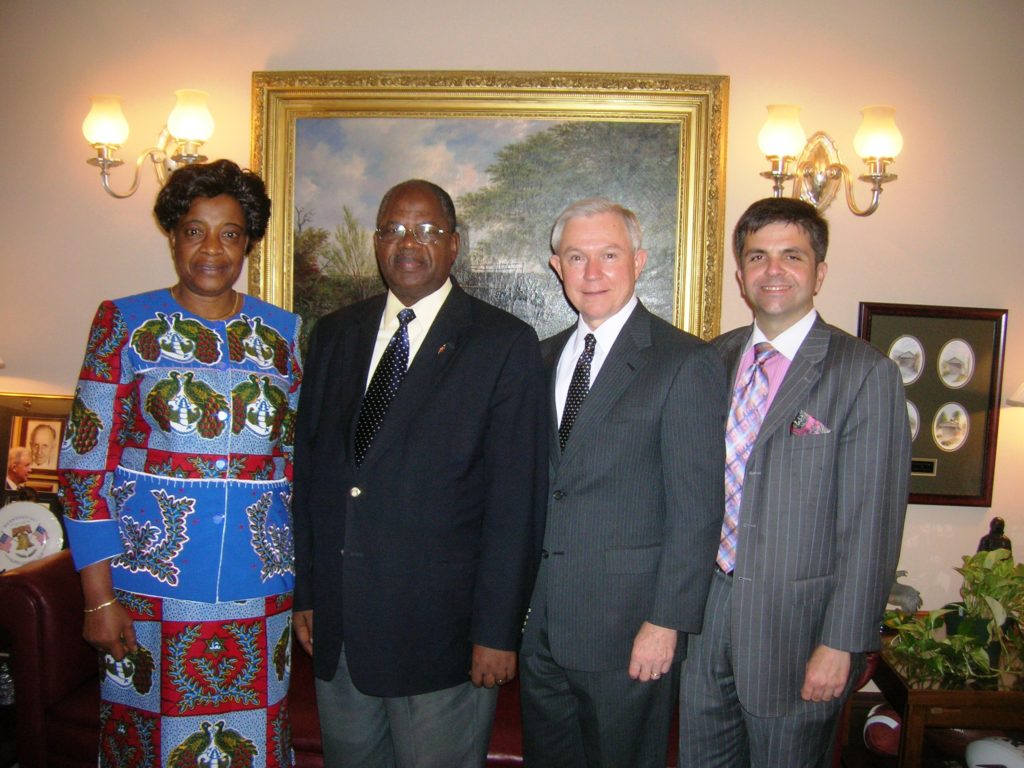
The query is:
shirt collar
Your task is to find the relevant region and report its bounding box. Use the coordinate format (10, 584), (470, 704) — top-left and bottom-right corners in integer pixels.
(749, 308), (818, 361)
(576, 294), (638, 351)
(383, 278), (452, 327)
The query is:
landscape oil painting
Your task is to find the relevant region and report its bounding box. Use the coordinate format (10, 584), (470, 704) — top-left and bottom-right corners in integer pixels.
(291, 117), (680, 341)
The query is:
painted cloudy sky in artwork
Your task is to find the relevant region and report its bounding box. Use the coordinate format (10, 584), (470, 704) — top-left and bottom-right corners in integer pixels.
(295, 117), (554, 233)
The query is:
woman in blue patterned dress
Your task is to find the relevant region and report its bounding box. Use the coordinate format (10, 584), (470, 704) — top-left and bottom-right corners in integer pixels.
(58, 159), (302, 767)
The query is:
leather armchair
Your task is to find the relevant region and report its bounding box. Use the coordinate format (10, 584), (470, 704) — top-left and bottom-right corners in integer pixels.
(0, 551), (97, 767)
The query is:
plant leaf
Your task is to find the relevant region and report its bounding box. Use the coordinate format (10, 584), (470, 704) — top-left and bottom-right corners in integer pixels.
(984, 595), (1008, 627)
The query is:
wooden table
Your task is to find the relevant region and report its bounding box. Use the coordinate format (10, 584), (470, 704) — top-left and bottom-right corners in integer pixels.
(872, 649), (1024, 766)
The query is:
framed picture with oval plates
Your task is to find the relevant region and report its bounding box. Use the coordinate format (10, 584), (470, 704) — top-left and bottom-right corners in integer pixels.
(858, 302), (1008, 506)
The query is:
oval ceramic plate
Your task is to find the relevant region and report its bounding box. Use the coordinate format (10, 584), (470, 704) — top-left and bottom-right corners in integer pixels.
(0, 501), (64, 571)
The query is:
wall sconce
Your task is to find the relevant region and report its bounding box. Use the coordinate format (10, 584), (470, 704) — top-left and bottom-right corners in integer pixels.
(82, 89), (215, 199)
(758, 104), (903, 217)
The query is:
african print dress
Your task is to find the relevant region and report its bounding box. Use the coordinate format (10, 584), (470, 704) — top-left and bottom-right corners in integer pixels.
(58, 288), (302, 768)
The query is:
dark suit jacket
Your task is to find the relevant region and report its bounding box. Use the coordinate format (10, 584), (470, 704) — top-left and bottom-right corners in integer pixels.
(293, 285), (547, 697)
(713, 316), (910, 717)
(521, 302), (726, 671)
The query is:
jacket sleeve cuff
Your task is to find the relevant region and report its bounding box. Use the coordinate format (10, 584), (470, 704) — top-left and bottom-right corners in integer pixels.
(64, 518), (122, 571)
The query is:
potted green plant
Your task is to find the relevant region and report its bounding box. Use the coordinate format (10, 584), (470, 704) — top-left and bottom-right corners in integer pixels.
(885, 548), (1024, 686)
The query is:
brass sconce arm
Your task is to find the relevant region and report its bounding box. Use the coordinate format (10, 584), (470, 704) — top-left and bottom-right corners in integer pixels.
(846, 158), (898, 217)
(757, 106), (902, 217)
(87, 140), (169, 200)
(82, 91), (213, 199)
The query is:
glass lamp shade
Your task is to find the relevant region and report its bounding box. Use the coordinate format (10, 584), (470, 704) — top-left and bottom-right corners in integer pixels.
(82, 95), (130, 147)
(853, 106), (903, 160)
(166, 89), (215, 143)
(757, 104), (807, 158)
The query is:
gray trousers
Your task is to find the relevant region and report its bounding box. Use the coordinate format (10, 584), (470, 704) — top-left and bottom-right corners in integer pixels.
(520, 609), (676, 768)
(315, 647), (499, 768)
(678, 569), (859, 768)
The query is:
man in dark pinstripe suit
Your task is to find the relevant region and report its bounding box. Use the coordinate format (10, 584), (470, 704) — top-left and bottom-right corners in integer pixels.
(678, 197), (911, 767)
(520, 198), (726, 767)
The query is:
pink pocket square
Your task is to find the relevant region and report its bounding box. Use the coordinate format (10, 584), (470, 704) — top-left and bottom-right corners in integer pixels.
(791, 410), (832, 436)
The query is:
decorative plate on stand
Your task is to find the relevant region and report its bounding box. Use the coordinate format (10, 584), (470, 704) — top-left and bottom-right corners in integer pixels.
(0, 501), (63, 572)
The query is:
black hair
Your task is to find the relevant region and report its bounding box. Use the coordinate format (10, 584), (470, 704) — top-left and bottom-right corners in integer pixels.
(154, 159), (271, 253)
(376, 179), (457, 232)
(733, 197), (828, 264)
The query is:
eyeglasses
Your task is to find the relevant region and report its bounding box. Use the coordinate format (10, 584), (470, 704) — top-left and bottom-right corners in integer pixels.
(375, 222), (450, 245)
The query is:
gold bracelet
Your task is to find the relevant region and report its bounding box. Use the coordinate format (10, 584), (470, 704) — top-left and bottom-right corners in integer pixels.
(83, 597), (118, 614)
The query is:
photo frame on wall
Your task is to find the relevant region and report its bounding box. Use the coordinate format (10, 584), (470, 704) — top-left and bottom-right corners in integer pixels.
(1, 392), (73, 498)
(858, 303), (1008, 506)
(249, 70), (729, 341)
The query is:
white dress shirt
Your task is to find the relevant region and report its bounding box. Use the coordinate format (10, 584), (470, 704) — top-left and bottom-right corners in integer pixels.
(554, 295), (639, 424)
(365, 279), (453, 390)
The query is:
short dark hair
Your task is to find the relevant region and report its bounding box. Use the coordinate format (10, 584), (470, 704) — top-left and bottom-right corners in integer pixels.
(733, 197), (829, 264)
(376, 179), (457, 232)
(154, 159), (271, 254)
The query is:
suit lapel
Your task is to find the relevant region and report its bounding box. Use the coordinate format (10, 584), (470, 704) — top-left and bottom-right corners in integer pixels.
(343, 297), (386, 440)
(544, 327), (574, 471)
(717, 329), (749, 386)
(754, 317), (831, 447)
(558, 304), (652, 465)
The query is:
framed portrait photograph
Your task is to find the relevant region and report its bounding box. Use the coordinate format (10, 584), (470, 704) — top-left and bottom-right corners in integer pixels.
(1, 392), (73, 498)
(858, 303), (1008, 506)
(248, 70), (729, 342)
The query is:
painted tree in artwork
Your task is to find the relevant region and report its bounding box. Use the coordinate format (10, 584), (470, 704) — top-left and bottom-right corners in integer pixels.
(323, 207), (378, 294)
(456, 121), (681, 337)
(293, 207), (331, 321)
(293, 205), (382, 344)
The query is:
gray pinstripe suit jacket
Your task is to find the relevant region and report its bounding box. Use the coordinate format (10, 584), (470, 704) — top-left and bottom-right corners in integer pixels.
(521, 302), (726, 671)
(714, 316), (910, 717)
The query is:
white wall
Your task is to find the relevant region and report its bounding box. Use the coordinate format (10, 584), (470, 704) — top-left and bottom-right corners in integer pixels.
(2, 0), (1022, 608)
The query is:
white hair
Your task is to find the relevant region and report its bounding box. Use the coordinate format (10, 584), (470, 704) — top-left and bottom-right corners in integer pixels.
(550, 197), (643, 253)
(7, 446), (30, 471)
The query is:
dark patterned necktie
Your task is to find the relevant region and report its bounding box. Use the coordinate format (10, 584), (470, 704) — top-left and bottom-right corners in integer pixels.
(558, 333), (596, 452)
(354, 308), (415, 465)
(717, 341), (777, 572)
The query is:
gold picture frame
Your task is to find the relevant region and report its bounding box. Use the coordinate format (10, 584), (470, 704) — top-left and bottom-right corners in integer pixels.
(250, 70), (728, 339)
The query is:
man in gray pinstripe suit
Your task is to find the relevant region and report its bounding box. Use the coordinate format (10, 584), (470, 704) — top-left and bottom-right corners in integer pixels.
(678, 197), (911, 767)
(520, 198), (726, 767)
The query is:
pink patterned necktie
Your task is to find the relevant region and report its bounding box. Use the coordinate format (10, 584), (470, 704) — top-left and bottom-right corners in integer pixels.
(717, 342), (778, 573)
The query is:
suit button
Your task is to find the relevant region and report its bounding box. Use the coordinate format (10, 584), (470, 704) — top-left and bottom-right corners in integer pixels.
(552, 490), (566, 500)
(350, 487), (361, 497)
(541, 549), (549, 558)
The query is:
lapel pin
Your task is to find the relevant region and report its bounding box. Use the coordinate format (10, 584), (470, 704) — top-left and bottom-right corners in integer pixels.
(438, 343), (448, 355)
